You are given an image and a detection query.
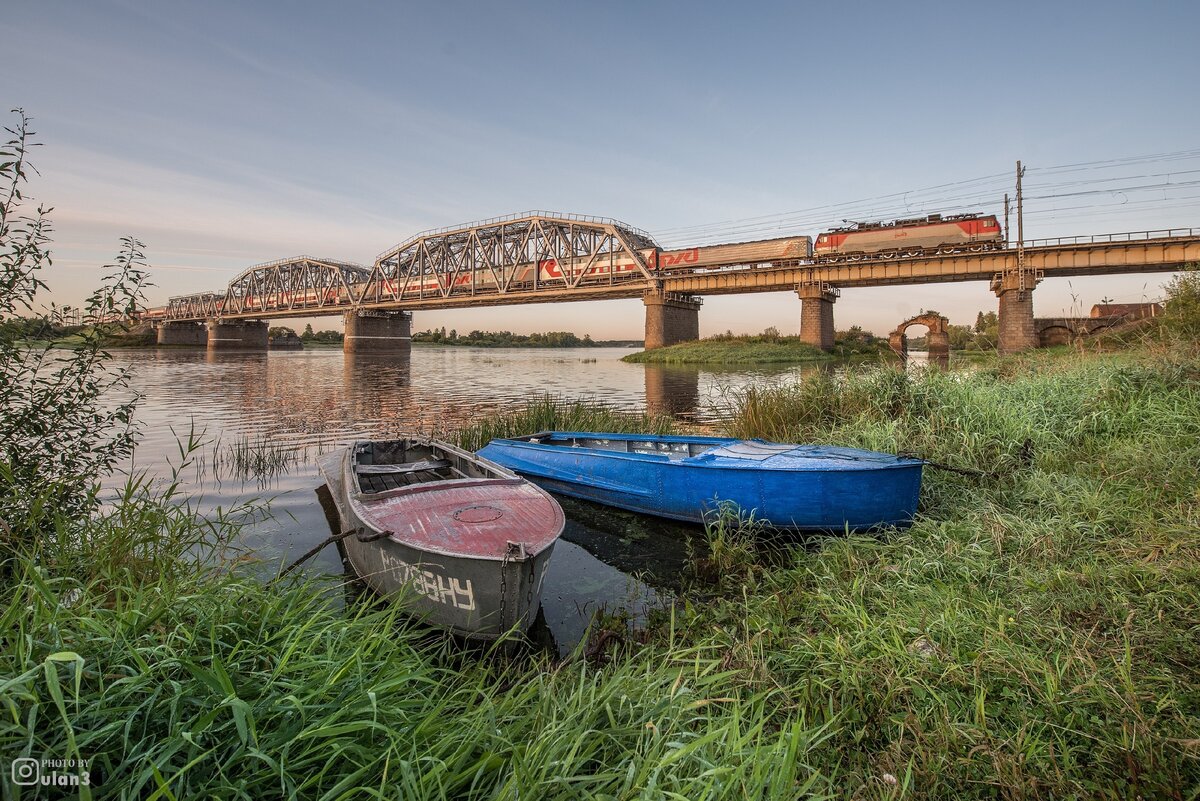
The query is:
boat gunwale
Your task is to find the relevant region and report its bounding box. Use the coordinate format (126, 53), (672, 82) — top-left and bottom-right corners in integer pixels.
(343, 438), (564, 562)
(491, 432), (925, 471)
(319, 446), (558, 639)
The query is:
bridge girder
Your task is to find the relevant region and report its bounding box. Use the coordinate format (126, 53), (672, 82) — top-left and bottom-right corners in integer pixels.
(164, 257), (370, 320)
(360, 212), (658, 304)
(223, 257), (370, 316)
(164, 292), (223, 321)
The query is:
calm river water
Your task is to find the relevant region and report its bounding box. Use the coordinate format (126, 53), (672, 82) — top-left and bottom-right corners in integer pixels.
(112, 345), (874, 653)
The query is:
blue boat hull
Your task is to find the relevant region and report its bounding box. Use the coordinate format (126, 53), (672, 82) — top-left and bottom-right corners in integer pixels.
(477, 432), (923, 531)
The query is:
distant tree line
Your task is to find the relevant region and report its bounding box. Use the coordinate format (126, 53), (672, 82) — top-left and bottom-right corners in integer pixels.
(411, 328), (636, 347)
(0, 314), (73, 342)
(296, 324), (343, 344)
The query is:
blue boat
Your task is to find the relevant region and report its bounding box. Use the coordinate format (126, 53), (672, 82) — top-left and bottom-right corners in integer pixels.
(476, 432), (923, 531)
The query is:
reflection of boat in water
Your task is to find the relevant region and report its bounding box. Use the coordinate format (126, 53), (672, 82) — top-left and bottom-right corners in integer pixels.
(479, 431), (924, 531)
(535, 536), (667, 656)
(319, 438), (564, 640)
(553, 495), (696, 585)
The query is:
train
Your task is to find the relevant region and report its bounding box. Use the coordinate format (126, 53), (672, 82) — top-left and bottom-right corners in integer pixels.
(148, 211), (1003, 317)
(813, 213), (1003, 260)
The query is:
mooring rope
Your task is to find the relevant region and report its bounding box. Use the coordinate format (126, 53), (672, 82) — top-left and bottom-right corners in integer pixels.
(271, 528), (358, 583)
(900, 438), (1032, 480)
(903, 456), (995, 479)
(272, 525), (393, 583)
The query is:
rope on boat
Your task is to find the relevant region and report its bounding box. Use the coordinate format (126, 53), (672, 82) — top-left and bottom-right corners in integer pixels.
(272, 526), (392, 583)
(904, 455), (994, 478)
(900, 438), (1032, 480)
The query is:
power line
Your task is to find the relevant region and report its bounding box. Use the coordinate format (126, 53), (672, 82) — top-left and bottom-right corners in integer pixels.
(648, 149), (1200, 247)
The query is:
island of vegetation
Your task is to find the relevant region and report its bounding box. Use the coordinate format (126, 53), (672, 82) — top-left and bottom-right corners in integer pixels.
(411, 327), (640, 348)
(622, 326), (892, 364)
(5, 111), (1200, 798)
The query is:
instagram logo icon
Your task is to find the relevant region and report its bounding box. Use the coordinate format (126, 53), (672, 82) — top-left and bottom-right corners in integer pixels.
(11, 757), (39, 785)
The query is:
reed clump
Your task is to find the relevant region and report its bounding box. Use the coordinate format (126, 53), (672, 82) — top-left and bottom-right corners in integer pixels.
(210, 434), (298, 481)
(689, 502), (765, 587)
(448, 394), (677, 452)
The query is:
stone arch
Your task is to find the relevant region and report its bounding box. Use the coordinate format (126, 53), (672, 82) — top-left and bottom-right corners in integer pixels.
(1038, 324), (1074, 347)
(888, 312), (950, 359)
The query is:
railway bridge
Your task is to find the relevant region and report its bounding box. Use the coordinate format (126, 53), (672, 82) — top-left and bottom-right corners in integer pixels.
(148, 212), (1200, 354)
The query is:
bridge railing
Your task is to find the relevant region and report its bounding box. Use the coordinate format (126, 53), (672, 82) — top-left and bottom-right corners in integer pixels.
(1025, 228), (1197, 248)
(243, 255), (369, 271)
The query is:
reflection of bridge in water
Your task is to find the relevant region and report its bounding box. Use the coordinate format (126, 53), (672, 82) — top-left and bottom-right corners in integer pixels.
(148, 211), (1200, 355)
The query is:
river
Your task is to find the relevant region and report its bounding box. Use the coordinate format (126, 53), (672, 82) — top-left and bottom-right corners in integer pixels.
(110, 345), (890, 653)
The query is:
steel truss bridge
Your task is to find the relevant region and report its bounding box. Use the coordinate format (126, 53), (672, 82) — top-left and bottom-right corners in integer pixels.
(152, 212), (1200, 322)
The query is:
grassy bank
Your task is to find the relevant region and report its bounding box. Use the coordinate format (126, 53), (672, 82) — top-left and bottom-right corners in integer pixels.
(6, 339), (1199, 797)
(622, 333), (892, 364)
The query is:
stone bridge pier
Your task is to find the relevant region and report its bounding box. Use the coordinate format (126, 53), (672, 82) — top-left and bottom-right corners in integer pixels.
(156, 321), (207, 346)
(344, 310), (412, 353)
(992, 272), (1041, 355)
(207, 319), (268, 349)
(643, 289), (701, 349)
(797, 283), (839, 352)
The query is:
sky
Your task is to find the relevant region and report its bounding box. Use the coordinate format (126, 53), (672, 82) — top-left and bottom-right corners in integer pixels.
(6, 0), (1199, 337)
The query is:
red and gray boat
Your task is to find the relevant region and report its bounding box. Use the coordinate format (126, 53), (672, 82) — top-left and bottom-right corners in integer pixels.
(319, 438), (563, 640)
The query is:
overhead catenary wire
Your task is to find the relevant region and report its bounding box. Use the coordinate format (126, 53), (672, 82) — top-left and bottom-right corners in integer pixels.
(649, 148), (1200, 248)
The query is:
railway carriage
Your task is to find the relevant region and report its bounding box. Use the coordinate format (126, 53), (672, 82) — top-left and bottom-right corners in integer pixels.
(814, 213), (1003, 260)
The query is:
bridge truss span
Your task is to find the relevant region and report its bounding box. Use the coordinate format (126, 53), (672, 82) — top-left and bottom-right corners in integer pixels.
(223, 256), (370, 316)
(360, 213), (659, 304)
(149, 222), (1200, 323)
(162, 256), (370, 320)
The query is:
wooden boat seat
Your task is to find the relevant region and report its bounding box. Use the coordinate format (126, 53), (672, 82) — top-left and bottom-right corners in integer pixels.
(356, 459), (451, 475)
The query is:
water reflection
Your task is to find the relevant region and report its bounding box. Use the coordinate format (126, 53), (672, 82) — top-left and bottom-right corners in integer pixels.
(644, 365), (700, 417)
(902, 351), (949, 371)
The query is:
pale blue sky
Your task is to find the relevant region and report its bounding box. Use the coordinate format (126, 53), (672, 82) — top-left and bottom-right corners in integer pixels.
(7, 0), (1199, 336)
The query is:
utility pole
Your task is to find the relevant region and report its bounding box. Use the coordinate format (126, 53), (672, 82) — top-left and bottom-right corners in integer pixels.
(1003, 192), (1010, 248)
(1016, 160), (1026, 288)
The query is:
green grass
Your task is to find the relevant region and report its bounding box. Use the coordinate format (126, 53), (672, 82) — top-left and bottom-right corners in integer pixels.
(701, 346), (1200, 797)
(3, 343), (1199, 798)
(622, 334), (834, 365)
(622, 333), (894, 365)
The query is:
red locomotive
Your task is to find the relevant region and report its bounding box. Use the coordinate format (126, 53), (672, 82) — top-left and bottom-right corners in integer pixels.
(814, 213), (1003, 260)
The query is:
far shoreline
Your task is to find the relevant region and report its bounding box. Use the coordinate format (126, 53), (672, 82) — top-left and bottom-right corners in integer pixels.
(621, 334), (894, 365)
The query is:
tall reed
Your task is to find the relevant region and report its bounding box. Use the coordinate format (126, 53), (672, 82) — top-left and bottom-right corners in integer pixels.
(448, 395), (677, 452)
